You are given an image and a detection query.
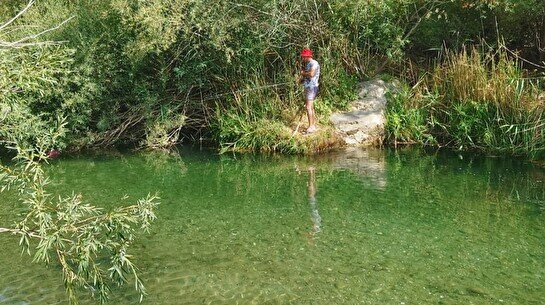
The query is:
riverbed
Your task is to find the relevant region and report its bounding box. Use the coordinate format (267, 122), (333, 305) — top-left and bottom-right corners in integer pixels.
(0, 147), (544, 304)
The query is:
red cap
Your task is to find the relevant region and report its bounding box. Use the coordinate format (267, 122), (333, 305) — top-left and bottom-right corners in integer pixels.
(300, 48), (313, 57)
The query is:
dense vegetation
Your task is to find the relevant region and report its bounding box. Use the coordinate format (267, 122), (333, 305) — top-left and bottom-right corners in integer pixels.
(1, 0), (542, 155)
(0, 1), (545, 302)
(386, 46), (545, 157)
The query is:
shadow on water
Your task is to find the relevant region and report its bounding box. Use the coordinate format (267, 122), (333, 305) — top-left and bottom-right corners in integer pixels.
(1, 146), (545, 304)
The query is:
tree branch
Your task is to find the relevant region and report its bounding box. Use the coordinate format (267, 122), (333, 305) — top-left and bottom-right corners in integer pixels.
(1, 16), (75, 48)
(0, 0), (34, 32)
(0, 227), (40, 237)
(0, 227), (74, 243)
(0, 227), (15, 234)
(0, 40), (67, 48)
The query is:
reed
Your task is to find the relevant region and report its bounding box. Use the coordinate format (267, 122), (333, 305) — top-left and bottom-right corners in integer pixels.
(213, 66), (351, 154)
(386, 45), (545, 158)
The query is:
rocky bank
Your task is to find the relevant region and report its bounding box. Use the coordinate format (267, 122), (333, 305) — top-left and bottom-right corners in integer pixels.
(330, 79), (397, 146)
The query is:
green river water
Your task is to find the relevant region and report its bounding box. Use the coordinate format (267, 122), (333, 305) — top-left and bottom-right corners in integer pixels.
(0, 147), (544, 304)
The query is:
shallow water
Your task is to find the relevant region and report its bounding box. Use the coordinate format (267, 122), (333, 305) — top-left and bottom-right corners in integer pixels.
(1, 147), (544, 304)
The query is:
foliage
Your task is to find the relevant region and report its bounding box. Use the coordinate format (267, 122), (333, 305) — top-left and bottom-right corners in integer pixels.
(385, 87), (436, 146)
(408, 0), (545, 63)
(0, 3), (159, 304)
(386, 46), (545, 158)
(0, 0), (467, 152)
(1, 0), (545, 155)
(0, 119), (159, 304)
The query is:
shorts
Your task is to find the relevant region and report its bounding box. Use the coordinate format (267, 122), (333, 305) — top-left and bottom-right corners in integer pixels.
(305, 86), (319, 101)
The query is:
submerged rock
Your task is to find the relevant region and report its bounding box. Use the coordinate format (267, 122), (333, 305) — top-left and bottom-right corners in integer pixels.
(331, 79), (398, 146)
(330, 147), (387, 189)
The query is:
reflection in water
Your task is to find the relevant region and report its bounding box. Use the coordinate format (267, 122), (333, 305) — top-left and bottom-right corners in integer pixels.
(142, 149), (187, 174)
(307, 167), (321, 235)
(299, 166), (321, 245)
(329, 147), (387, 189)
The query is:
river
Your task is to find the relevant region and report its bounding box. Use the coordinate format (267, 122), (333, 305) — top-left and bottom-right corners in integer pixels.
(0, 147), (544, 304)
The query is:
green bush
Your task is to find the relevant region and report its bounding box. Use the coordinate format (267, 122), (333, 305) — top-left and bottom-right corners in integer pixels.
(385, 87), (435, 146)
(386, 46), (545, 158)
(2, 0), (545, 154)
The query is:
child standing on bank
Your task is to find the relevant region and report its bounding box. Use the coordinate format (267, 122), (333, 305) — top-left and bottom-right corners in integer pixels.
(300, 48), (320, 134)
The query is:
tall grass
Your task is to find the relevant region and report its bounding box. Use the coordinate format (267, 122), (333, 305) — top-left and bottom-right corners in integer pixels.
(386, 45), (545, 158)
(214, 72), (345, 154)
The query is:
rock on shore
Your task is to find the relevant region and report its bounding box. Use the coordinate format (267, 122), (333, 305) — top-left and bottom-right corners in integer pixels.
(330, 79), (397, 146)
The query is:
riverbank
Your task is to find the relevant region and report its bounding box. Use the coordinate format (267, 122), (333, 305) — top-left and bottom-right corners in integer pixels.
(220, 45), (545, 160)
(385, 47), (545, 160)
(2, 1), (545, 160)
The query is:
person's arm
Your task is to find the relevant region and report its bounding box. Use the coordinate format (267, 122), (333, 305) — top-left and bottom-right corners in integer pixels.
(300, 61), (317, 78)
(301, 68), (317, 78)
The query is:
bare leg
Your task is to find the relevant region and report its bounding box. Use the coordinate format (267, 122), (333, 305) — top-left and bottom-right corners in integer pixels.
(306, 99), (316, 131)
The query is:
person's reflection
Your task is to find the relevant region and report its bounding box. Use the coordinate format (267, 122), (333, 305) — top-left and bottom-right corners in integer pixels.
(306, 166), (321, 244)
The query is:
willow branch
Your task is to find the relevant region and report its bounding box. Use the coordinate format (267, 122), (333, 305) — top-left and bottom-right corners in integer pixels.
(0, 227), (43, 238)
(0, 227), (15, 234)
(0, 227), (72, 243)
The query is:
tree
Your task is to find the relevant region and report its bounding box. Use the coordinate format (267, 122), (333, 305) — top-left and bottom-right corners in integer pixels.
(0, 2), (159, 304)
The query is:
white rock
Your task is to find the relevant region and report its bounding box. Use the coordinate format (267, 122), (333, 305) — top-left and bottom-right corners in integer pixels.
(330, 79), (396, 146)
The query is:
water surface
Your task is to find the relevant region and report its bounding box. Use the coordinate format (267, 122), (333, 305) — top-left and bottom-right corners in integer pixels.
(0, 147), (544, 304)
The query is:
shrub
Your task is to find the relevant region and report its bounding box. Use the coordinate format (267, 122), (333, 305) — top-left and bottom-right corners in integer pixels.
(386, 45), (545, 158)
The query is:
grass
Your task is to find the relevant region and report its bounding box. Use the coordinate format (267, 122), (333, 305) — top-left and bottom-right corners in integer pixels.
(213, 69), (355, 154)
(385, 45), (545, 158)
(217, 114), (344, 155)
